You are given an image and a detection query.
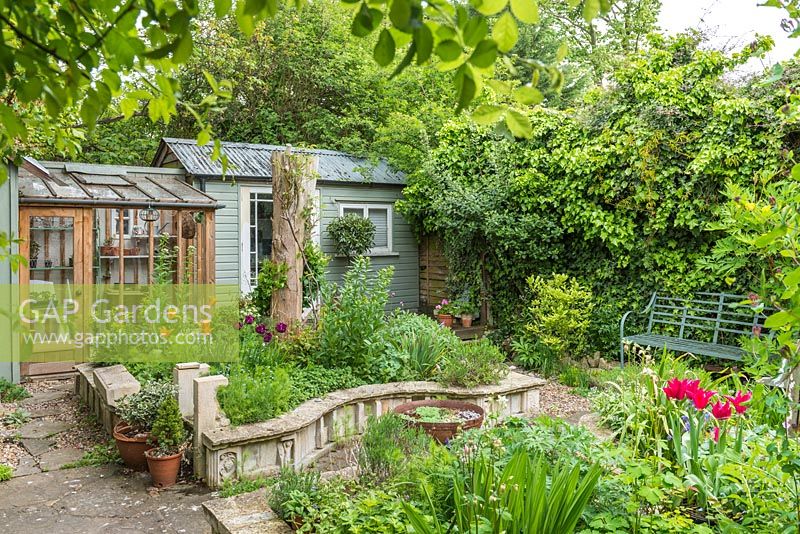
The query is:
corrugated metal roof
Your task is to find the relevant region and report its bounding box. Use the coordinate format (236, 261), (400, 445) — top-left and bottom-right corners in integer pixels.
(18, 160), (219, 208)
(155, 138), (406, 185)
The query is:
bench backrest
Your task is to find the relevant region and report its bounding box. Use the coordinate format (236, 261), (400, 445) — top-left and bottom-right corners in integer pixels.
(645, 292), (770, 344)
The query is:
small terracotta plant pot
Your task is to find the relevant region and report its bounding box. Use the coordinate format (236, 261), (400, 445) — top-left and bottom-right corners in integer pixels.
(145, 448), (182, 488)
(100, 246), (119, 256)
(394, 399), (484, 444)
(113, 422), (152, 471)
(438, 314), (454, 328)
(460, 314), (474, 328)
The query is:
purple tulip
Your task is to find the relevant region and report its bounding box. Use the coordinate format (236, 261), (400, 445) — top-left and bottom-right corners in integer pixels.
(244, 314), (255, 324)
(276, 322), (288, 333)
(263, 332), (273, 343)
(255, 323), (266, 334)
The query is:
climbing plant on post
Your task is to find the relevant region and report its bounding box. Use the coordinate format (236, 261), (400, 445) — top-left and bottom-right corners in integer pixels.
(270, 147), (318, 324)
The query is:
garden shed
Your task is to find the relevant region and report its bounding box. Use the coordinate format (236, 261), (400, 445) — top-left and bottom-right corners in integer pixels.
(16, 159), (221, 377)
(152, 138), (419, 310)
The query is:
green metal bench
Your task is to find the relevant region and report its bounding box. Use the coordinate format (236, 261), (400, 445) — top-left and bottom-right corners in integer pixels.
(619, 292), (769, 367)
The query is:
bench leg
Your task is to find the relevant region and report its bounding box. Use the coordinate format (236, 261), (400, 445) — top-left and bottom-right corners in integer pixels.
(620, 341), (625, 368)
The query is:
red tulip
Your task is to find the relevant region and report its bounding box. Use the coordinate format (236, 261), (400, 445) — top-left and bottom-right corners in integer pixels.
(690, 387), (716, 410)
(725, 391), (752, 414)
(663, 378), (702, 401)
(711, 401), (733, 420)
(712, 427), (721, 443)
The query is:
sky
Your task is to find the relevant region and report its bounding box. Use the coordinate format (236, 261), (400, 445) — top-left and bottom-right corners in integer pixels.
(658, 0), (799, 72)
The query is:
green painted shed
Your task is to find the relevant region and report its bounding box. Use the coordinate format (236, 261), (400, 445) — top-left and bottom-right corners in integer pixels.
(0, 163), (20, 382)
(152, 138), (419, 310)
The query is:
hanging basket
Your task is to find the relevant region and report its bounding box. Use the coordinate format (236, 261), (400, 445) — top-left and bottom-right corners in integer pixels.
(181, 211), (197, 240)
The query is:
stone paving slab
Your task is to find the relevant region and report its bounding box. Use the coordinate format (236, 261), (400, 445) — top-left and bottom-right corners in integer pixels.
(38, 448), (84, 471)
(0, 465), (212, 533)
(26, 407), (64, 419)
(21, 437), (54, 457)
(18, 420), (70, 439)
(12, 454), (41, 477)
(20, 390), (70, 406)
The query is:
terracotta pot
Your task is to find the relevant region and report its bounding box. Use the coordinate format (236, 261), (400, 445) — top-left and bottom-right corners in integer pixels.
(100, 246), (119, 256)
(394, 399), (484, 444)
(438, 314), (454, 328)
(460, 314), (474, 328)
(145, 449), (182, 488)
(113, 421), (151, 471)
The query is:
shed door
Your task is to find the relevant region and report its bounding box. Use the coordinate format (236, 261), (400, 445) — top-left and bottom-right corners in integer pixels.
(19, 207), (92, 377)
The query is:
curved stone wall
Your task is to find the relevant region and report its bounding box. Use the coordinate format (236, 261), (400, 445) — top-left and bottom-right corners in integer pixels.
(198, 371), (544, 488)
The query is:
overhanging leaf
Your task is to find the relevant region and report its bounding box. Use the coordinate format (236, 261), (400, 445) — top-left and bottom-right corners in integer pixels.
(505, 109), (531, 138)
(469, 40), (498, 68)
(492, 12), (518, 53)
(374, 29), (396, 66)
(472, 104), (505, 125)
(510, 0), (539, 24)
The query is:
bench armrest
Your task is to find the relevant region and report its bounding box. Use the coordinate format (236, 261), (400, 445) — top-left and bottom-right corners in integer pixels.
(619, 310), (639, 368)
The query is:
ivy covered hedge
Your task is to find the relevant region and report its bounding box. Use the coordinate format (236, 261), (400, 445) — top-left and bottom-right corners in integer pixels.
(398, 35), (798, 353)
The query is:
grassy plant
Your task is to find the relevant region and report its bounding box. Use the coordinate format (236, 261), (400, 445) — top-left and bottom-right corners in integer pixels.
(437, 338), (508, 387)
(0, 464), (12, 481)
(559, 366), (591, 389)
(358, 414), (432, 482)
(404, 449), (601, 534)
(267, 469), (321, 521)
(511, 336), (559, 376)
(63, 441), (121, 468)
(0, 378), (29, 402)
(219, 476), (272, 497)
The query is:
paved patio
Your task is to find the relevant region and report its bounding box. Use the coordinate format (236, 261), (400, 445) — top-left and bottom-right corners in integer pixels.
(0, 464), (211, 533)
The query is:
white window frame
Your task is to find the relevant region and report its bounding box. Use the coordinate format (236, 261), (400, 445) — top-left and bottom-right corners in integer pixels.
(337, 203), (394, 255)
(240, 185), (321, 293)
(110, 208), (135, 239)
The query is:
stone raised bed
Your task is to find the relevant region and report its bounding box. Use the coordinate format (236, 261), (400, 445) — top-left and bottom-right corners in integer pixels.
(198, 371), (544, 488)
(73, 362), (544, 489)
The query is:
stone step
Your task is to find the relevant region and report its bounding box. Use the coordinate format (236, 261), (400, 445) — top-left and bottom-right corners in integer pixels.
(203, 488), (292, 534)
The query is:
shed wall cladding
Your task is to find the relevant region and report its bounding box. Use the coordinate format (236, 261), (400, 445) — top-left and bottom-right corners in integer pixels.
(320, 184), (419, 311)
(204, 181), (240, 286)
(0, 164), (19, 382)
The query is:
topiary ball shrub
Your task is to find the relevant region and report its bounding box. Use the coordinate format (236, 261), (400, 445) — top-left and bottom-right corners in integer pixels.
(327, 214), (375, 258)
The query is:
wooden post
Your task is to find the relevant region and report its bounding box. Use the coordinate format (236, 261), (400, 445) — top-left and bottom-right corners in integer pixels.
(176, 210), (184, 283)
(118, 209), (125, 285)
(270, 148), (318, 323)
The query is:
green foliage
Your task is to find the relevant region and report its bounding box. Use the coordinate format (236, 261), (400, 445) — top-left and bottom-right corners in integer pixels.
(511, 336), (559, 376)
(217, 366), (291, 426)
(302, 242), (329, 309)
(526, 273), (594, 358)
(267, 469), (321, 522)
(286, 365), (366, 407)
(318, 257), (393, 378)
(0, 378), (29, 402)
(251, 260), (288, 317)
(62, 441), (121, 469)
(404, 448), (602, 534)
(149, 396), (187, 456)
(371, 311), (460, 382)
(0, 464), (12, 482)
(398, 35), (794, 354)
(437, 338), (508, 387)
(1, 408), (31, 427)
(219, 476), (272, 498)
(327, 214), (376, 259)
(559, 365), (592, 389)
(358, 414), (432, 482)
(116, 381), (177, 432)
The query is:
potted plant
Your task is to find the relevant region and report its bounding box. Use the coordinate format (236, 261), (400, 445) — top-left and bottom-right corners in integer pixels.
(454, 301), (478, 328)
(394, 399), (484, 443)
(100, 237), (118, 257)
(434, 299), (456, 328)
(145, 396), (187, 488)
(114, 381), (176, 470)
(29, 239), (40, 268)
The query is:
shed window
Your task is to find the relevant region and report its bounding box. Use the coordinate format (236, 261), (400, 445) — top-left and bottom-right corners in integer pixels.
(338, 204), (393, 254)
